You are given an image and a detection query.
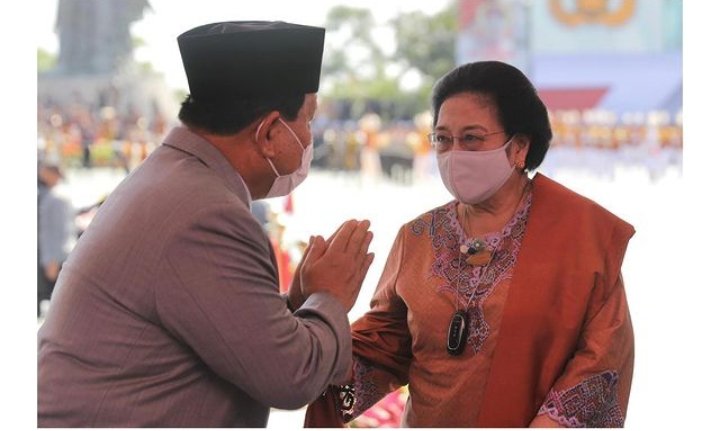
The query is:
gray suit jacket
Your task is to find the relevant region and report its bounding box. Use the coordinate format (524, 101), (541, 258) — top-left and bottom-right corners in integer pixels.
(38, 187), (74, 267)
(38, 126), (351, 427)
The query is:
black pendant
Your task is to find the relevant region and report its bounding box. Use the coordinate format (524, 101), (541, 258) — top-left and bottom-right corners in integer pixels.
(447, 310), (469, 356)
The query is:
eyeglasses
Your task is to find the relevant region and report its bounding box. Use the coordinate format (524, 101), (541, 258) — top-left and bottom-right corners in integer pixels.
(427, 130), (506, 152)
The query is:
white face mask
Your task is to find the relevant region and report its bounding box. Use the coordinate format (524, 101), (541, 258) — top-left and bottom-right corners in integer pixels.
(437, 136), (515, 204)
(257, 118), (314, 198)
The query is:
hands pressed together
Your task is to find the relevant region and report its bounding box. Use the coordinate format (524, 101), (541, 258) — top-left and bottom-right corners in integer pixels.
(288, 219), (374, 313)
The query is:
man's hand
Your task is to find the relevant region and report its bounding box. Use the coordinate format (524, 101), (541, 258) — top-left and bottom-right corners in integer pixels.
(287, 236), (317, 311)
(300, 220), (374, 312)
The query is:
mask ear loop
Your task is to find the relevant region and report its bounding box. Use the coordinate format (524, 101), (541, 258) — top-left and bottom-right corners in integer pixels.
(255, 118), (267, 142)
(255, 118), (281, 177)
(278, 119), (305, 150)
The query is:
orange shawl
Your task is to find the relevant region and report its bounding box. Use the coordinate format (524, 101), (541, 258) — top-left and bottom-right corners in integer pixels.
(306, 174), (634, 427)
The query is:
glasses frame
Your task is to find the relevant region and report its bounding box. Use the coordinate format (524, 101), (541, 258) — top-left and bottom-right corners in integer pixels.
(427, 130), (506, 152)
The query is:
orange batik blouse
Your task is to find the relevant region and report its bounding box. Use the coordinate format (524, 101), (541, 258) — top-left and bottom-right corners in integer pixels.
(306, 174), (635, 427)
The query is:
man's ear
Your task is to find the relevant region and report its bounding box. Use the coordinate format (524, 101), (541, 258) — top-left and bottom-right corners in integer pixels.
(254, 111), (282, 158)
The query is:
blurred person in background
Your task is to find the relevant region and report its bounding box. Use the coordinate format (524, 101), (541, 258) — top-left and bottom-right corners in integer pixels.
(77, 108), (96, 168)
(37, 162), (75, 317)
(38, 21), (375, 427)
(306, 61), (634, 428)
(250, 199), (271, 231)
(409, 111), (435, 184)
(358, 113), (383, 184)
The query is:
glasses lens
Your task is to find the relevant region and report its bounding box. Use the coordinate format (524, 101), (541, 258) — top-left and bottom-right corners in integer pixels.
(431, 133), (452, 151)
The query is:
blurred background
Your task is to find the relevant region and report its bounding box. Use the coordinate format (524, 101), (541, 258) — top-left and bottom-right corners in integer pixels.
(31, 0), (696, 428)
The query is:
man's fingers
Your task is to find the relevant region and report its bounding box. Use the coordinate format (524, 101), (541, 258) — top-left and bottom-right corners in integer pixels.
(291, 236), (313, 290)
(304, 235), (326, 266)
(355, 230), (373, 260)
(345, 220), (371, 255)
(326, 227), (340, 245)
(363, 252), (375, 277)
(351, 253), (375, 304)
(351, 252), (375, 295)
(296, 236), (314, 269)
(327, 219), (358, 252)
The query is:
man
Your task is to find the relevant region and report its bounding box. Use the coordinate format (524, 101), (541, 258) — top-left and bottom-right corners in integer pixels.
(38, 21), (374, 427)
(37, 162), (74, 317)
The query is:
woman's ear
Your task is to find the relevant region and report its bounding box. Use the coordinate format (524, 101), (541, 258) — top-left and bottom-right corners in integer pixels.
(512, 134), (531, 168)
(254, 111), (282, 158)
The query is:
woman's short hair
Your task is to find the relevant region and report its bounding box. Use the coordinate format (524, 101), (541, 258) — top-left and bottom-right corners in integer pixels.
(178, 93), (305, 136)
(431, 61), (552, 171)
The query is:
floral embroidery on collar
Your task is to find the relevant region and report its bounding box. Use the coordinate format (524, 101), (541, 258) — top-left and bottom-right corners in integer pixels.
(410, 188), (533, 354)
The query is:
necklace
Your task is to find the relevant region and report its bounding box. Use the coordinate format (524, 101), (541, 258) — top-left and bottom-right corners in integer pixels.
(446, 241), (495, 356)
(446, 178), (532, 356)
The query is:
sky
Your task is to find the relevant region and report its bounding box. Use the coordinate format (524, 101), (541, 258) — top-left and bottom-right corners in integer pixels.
(38, 0), (451, 91)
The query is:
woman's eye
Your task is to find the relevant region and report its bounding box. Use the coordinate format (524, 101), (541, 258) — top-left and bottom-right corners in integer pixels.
(463, 134), (482, 143)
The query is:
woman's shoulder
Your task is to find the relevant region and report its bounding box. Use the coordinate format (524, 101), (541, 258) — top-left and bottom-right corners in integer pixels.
(414, 200), (455, 220)
(532, 173), (634, 236)
(398, 200), (456, 237)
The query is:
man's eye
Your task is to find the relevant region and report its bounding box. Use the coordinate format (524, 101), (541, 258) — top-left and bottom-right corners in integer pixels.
(436, 135), (452, 144)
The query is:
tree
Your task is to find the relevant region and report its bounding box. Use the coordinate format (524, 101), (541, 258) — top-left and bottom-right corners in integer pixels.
(37, 48), (57, 72)
(323, 6), (388, 88)
(389, 4), (457, 114)
(391, 5), (457, 83)
(320, 3), (458, 120)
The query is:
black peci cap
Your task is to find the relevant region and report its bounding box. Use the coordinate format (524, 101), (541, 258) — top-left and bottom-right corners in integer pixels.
(178, 21), (325, 103)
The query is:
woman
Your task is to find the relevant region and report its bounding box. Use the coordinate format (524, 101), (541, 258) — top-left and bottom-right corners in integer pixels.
(305, 61), (634, 428)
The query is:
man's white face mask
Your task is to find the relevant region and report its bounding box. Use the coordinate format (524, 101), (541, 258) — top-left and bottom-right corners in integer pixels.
(256, 118), (314, 198)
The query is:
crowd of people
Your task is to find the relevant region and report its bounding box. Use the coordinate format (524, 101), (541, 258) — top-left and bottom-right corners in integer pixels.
(38, 100), (683, 189)
(544, 109), (683, 180)
(314, 108), (682, 183)
(37, 99), (170, 173)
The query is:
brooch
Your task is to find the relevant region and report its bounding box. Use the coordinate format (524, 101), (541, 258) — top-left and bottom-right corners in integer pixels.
(460, 239), (492, 266)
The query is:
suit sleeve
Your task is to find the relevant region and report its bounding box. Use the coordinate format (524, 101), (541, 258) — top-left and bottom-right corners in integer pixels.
(305, 226), (413, 427)
(155, 202), (352, 410)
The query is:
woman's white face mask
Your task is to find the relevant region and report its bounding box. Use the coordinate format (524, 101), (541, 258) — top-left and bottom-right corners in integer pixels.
(437, 136), (515, 205)
(256, 118), (314, 198)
